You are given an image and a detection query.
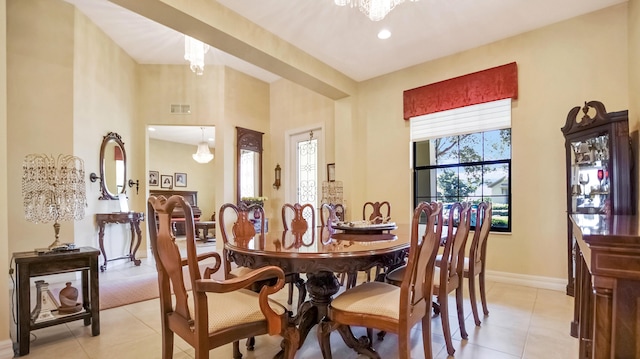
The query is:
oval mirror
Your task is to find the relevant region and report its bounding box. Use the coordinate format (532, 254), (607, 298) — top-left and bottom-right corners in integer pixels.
(98, 132), (127, 200)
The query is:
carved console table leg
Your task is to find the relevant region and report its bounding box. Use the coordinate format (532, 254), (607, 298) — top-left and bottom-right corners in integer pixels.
(97, 222), (108, 272)
(130, 219), (142, 266)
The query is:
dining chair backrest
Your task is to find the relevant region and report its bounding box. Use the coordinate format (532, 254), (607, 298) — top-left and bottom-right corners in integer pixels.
(363, 201), (391, 223)
(320, 203), (338, 228)
(219, 202), (265, 278)
(440, 202), (472, 282)
(147, 195), (209, 323)
(469, 202), (492, 268)
(400, 201), (443, 318)
(282, 203), (315, 232)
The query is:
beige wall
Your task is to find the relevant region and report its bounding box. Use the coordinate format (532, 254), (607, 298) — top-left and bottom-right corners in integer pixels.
(268, 79), (335, 225)
(7, 0), (139, 256)
(0, 0), (9, 355)
(149, 138), (216, 218)
(350, 4), (630, 280)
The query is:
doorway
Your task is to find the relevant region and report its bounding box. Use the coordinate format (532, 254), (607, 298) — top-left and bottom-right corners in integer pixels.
(287, 127), (324, 214)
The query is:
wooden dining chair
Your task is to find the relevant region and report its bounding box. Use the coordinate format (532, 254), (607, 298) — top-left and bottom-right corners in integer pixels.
(386, 201), (470, 356)
(432, 202), (472, 355)
(363, 201), (391, 224)
(281, 202), (314, 308)
(464, 201), (492, 326)
(318, 202), (443, 359)
(147, 195), (298, 359)
(362, 201), (392, 282)
(322, 203), (357, 288)
(219, 202), (265, 280)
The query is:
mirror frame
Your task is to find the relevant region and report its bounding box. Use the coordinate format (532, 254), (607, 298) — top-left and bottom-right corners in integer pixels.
(98, 132), (127, 200)
(236, 127), (263, 204)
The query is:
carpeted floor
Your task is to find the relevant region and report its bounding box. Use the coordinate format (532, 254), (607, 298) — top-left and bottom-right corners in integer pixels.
(98, 239), (219, 310)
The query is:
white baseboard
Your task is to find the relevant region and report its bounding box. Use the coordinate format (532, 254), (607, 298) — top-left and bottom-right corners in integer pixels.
(0, 339), (14, 359)
(485, 270), (566, 292)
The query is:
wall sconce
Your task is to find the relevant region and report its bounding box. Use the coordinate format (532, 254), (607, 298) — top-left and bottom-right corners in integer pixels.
(89, 173), (101, 182)
(273, 164), (281, 190)
(128, 179), (139, 195)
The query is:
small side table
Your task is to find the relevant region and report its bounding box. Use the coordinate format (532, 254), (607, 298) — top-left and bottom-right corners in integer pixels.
(13, 247), (100, 356)
(95, 212), (145, 272)
(195, 221), (216, 240)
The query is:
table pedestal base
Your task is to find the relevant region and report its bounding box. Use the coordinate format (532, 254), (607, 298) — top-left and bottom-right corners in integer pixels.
(276, 271), (340, 358)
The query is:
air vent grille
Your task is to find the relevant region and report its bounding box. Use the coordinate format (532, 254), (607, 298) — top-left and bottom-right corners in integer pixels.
(170, 104), (191, 114)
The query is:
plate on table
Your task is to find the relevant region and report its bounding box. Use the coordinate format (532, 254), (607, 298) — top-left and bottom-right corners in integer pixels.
(331, 221), (397, 233)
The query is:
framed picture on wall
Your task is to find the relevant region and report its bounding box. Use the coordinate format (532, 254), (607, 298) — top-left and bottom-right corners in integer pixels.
(149, 171), (159, 186)
(175, 173), (187, 187)
(161, 175), (173, 189)
(327, 163), (336, 182)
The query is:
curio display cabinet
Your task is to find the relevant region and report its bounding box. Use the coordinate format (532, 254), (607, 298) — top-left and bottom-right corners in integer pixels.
(561, 100), (635, 296)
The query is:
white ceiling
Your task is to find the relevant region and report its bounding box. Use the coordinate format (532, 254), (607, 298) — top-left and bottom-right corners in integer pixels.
(64, 0), (627, 144)
(148, 125), (215, 147)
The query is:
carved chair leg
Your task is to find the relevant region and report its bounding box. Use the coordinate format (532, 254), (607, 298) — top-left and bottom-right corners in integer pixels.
(287, 280), (294, 305)
(439, 293), (455, 356)
(281, 325), (300, 359)
(469, 274), (481, 326)
(479, 271), (489, 315)
(232, 340), (243, 359)
(421, 316), (434, 359)
(246, 336), (255, 351)
(295, 276), (307, 310)
(456, 286), (468, 339)
(377, 330), (386, 341)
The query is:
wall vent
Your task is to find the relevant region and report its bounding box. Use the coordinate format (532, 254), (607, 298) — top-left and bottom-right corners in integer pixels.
(170, 104), (191, 114)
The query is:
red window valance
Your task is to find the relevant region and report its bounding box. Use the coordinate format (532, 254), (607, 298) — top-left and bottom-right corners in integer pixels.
(114, 146), (123, 161)
(403, 62), (518, 120)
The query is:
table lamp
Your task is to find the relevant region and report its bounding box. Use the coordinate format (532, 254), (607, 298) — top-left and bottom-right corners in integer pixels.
(22, 154), (87, 251)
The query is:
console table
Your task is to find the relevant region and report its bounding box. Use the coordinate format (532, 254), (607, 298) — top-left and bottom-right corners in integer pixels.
(13, 247), (100, 356)
(570, 214), (640, 359)
(95, 212), (144, 272)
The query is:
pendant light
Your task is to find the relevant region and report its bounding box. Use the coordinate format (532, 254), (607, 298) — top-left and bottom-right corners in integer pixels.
(192, 127), (214, 164)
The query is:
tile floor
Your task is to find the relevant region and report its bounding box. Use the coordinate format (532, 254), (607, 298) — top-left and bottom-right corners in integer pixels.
(13, 243), (579, 359)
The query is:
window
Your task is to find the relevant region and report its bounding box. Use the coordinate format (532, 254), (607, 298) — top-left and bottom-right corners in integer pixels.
(411, 99), (512, 232)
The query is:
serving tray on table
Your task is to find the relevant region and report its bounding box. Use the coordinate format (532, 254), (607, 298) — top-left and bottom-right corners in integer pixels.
(331, 221), (397, 241)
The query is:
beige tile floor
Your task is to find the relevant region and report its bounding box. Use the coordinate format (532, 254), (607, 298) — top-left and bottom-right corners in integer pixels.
(14, 243), (579, 359)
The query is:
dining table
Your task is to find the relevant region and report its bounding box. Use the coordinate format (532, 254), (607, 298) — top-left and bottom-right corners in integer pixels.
(224, 222), (411, 355)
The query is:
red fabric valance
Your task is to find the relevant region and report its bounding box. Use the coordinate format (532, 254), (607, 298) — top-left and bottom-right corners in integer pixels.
(114, 146), (123, 161)
(403, 62), (518, 120)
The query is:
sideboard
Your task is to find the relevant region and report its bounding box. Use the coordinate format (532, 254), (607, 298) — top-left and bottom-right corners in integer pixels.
(570, 214), (640, 358)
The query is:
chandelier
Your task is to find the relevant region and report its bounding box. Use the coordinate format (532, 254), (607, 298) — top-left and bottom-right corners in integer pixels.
(184, 35), (210, 75)
(192, 127), (214, 164)
(334, 0), (418, 21)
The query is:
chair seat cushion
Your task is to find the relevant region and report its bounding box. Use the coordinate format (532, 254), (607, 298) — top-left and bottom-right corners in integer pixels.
(386, 265), (405, 284)
(188, 289), (286, 334)
(436, 254), (472, 272)
(330, 281), (401, 320)
(229, 266), (254, 278)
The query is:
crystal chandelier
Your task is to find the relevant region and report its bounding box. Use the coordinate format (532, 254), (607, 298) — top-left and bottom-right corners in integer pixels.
(334, 0), (418, 21)
(184, 35), (210, 75)
(192, 127), (214, 164)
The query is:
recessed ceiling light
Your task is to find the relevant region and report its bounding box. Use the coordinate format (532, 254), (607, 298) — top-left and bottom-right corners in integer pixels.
(148, 127), (156, 132)
(378, 29), (391, 40)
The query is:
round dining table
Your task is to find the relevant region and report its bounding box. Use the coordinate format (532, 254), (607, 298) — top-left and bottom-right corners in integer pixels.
(224, 224), (411, 354)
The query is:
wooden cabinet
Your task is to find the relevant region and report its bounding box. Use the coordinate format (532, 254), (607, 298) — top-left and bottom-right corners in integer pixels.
(561, 100), (635, 296)
(570, 214), (640, 358)
(14, 247), (100, 356)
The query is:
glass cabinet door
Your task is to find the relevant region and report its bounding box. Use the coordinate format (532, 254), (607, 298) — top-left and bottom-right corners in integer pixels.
(569, 134), (610, 214)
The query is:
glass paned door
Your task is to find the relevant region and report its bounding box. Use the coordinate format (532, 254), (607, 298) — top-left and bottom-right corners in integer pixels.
(289, 129), (323, 220)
